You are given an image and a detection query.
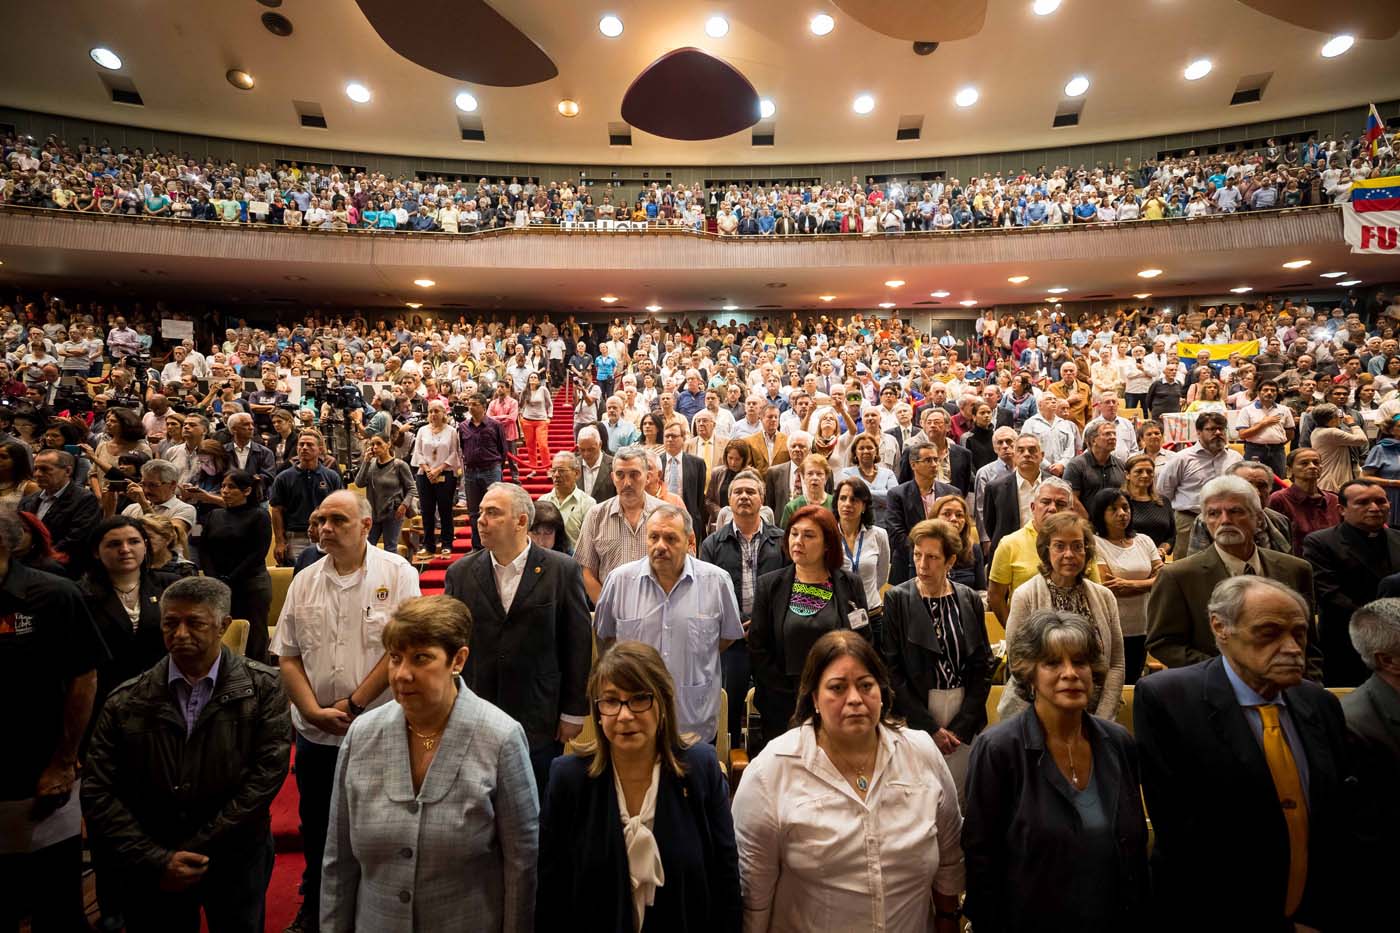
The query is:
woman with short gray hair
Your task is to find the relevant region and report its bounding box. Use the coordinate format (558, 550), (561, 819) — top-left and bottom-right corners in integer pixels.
(963, 609), (1150, 931)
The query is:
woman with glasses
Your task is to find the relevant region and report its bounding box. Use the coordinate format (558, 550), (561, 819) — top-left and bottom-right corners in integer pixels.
(537, 641), (740, 931)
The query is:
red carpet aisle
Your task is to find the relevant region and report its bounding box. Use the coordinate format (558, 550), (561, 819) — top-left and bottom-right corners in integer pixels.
(262, 385), (574, 929)
(419, 384), (574, 596)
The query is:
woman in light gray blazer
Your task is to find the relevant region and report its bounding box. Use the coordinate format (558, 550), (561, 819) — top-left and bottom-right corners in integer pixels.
(321, 596), (539, 932)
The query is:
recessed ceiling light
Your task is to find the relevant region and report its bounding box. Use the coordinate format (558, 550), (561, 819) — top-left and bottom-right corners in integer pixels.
(455, 91), (478, 113)
(1046, 297), (1061, 304)
(1339, 279), (1362, 287)
(1230, 286), (1253, 294)
(1282, 259), (1311, 269)
(954, 87), (979, 108)
(645, 304), (662, 312)
(1138, 268), (1163, 278)
(413, 278), (435, 287)
(810, 13), (835, 36)
(884, 279), (905, 288)
(1183, 59), (1212, 81)
(405, 301), (423, 309)
(1007, 275), (1030, 284)
(1320, 271), (1348, 278)
(853, 93), (875, 115)
(1133, 293), (1152, 299)
(1032, 0), (1062, 15)
(759, 98), (776, 119)
(1064, 75), (1090, 98)
(879, 302), (896, 309)
(600, 295), (619, 303)
(557, 98), (580, 117)
(1046, 286), (1069, 294)
(959, 299), (979, 307)
(90, 47), (122, 70)
(345, 82), (371, 103)
(818, 295), (836, 302)
(722, 304), (739, 311)
(599, 15), (623, 38)
(930, 290), (950, 298)
(1321, 34), (1354, 58)
(705, 15), (729, 38)
(226, 69), (255, 91)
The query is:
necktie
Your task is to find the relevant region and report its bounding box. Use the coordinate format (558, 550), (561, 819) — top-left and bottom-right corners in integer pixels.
(1253, 704), (1308, 915)
(1244, 564), (1256, 575)
(667, 456), (680, 494)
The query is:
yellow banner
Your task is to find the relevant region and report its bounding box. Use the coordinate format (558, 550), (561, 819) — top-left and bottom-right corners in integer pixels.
(1176, 340), (1258, 362)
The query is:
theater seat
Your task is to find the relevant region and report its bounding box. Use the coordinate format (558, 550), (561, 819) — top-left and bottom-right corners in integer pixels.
(222, 619), (250, 657)
(717, 689), (729, 779)
(268, 567), (293, 644)
(1115, 685), (1135, 737)
(986, 685), (1003, 726)
(984, 611), (1005, 645)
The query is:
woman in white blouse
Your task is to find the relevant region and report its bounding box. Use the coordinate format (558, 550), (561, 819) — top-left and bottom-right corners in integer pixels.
(1088, 488), (1162, 686)
(732, 630), (965, 933)
(408, 400), (462, 561)
(832, 478), (890, 636)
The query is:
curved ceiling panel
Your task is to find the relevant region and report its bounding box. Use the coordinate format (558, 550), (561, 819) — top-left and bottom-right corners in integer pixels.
(354, 0), (557, 86)
(621, 48), (759, 141)
(831, 0), (987, 42)
(1235, 1), (1400, 39)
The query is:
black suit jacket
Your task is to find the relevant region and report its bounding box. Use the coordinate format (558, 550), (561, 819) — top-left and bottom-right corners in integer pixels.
(581, 452), (615, 502)
(896, 441), (973, 493)
(537, 744), (741, 933)
(1302, 523), (1400, 687)
(224, 440), (278, 488)
(661, 451), (707, 536)
(1342, 673), (1400, 916)
(1134, 658), (1350, 931)
(963, 709), (1150, 931)
(883, 479), (960, 578)
(443, 544), (591, 748)
(981, 469), (1047, 562)
(21, 483), (102, 575)
(80, 569), (183, 699)
(880, 579), (991, 743)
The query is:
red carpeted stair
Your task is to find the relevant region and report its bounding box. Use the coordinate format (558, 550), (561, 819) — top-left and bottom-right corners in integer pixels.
(418, 384), (573, 596)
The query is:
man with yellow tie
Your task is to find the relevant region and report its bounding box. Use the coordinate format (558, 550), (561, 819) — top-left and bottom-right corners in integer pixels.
(684, 409), (724, 484)
(1134, 575), (1350, 931)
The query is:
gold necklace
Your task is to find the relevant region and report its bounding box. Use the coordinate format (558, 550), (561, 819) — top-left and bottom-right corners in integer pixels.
(407, 722), (444, 751)
(825, 737), (877, 793)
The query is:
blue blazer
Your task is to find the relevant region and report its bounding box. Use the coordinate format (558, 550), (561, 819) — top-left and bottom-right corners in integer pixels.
(536, 743), (741, 933)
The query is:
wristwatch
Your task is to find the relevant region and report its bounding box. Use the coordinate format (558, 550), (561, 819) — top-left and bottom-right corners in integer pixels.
(346, 697), (366, 718)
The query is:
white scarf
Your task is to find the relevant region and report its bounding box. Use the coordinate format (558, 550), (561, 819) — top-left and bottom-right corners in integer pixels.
(613, 761), (665, 932)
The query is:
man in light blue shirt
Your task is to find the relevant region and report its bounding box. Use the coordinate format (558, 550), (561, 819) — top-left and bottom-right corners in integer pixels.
(594, 505), (743, 741)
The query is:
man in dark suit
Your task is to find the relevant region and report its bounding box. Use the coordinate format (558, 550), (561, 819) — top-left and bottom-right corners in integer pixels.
(980, 433), (1047, 562)
(1341, 598), (1400, 916)
(575, 427), (615, 501)
(896, 407), (972, 494)
(659, 424), (706, 537)
(23, 450), (101, 576)
(1146, 474), (1321, 679)
(224, 411), (278, 489)
(763, 431), (817, 521)
(885, 441), (960, 585)
(1302, 479), (1400, 687)
(1135, 575), (1351, 931)
(443, 482), (591, 792)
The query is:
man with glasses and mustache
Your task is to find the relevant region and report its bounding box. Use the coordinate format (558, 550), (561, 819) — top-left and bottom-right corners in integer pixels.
(1147, 475), (1319, 679)
(1135, 575), (1351, 931)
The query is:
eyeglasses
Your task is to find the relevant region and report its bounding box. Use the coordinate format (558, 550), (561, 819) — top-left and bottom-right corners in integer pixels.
(596, 693), (654, 717)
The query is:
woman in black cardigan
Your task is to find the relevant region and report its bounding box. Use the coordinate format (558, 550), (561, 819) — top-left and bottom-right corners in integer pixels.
(881, 518), (992, 802)
(747, 504), (871, 744)
(199, 470), (274, 661)
(537, 641), (740, 933)
(963, 609), (1149, 932)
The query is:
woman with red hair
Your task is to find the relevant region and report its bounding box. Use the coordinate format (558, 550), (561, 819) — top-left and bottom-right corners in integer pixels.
(747, 504), (872, 744)
(14, 508), (69, 576)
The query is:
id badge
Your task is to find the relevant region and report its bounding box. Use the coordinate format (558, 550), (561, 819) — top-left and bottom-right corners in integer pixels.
(848, 609), (870, 631)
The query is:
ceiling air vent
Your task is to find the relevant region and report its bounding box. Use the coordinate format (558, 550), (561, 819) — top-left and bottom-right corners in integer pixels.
(1081, 293), (1113, 300)
(300, 113), (327, 129)
(914, 300), (943, 305)
(111, 87), (144, 106)
(756, 304), (783, 309)
(752, 132), (775, 146)
(1230, 73), (1271, 106)
(295, 100), (326, 129)
(1052, 111), (1079, 128)
(460, 127), (485, 141)
(608, 122), (632, 147)
(1053, 98), (1083, 129)
(896, 127), (921, 140)
(897, 114), (924, 141)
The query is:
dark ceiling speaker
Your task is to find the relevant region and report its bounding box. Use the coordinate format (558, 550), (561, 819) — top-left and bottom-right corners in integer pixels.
(913, 41), (939, 55)
(261, 12), (293, 36)
(256, 0), (282, 8)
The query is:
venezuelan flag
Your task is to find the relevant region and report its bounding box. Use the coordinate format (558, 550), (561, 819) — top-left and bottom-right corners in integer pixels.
(1351, 176), (1400, 213)
(1365, 103), (1387, 158)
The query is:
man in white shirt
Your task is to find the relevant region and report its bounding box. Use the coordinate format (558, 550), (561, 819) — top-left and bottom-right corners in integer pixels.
(705, 389), (737, 437)
(729, 395), (765, 439)
(1020, 393), (1077, 477)
(1155, 412), (1242, 557)
(594, 505), (743, 741)
(269, 491), (420, 933)
(121, 459), (197, 537)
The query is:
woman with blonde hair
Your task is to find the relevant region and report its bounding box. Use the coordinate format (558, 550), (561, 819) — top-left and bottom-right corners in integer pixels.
(139, 513), (197, 578)
(930, 493), (986, 592)
(537, 641), (740, 931)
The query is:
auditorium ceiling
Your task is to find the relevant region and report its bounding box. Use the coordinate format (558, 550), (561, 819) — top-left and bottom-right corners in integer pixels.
(2, 0), (1399, 166)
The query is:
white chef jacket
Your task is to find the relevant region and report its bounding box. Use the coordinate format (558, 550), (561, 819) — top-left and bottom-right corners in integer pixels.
(269, 544), (421, 745)
(732, 723), (965, 933)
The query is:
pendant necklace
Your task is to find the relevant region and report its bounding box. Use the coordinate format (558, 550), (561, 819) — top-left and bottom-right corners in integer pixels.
(408, 723), (444, 751)
(829, 740), (876, 793)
